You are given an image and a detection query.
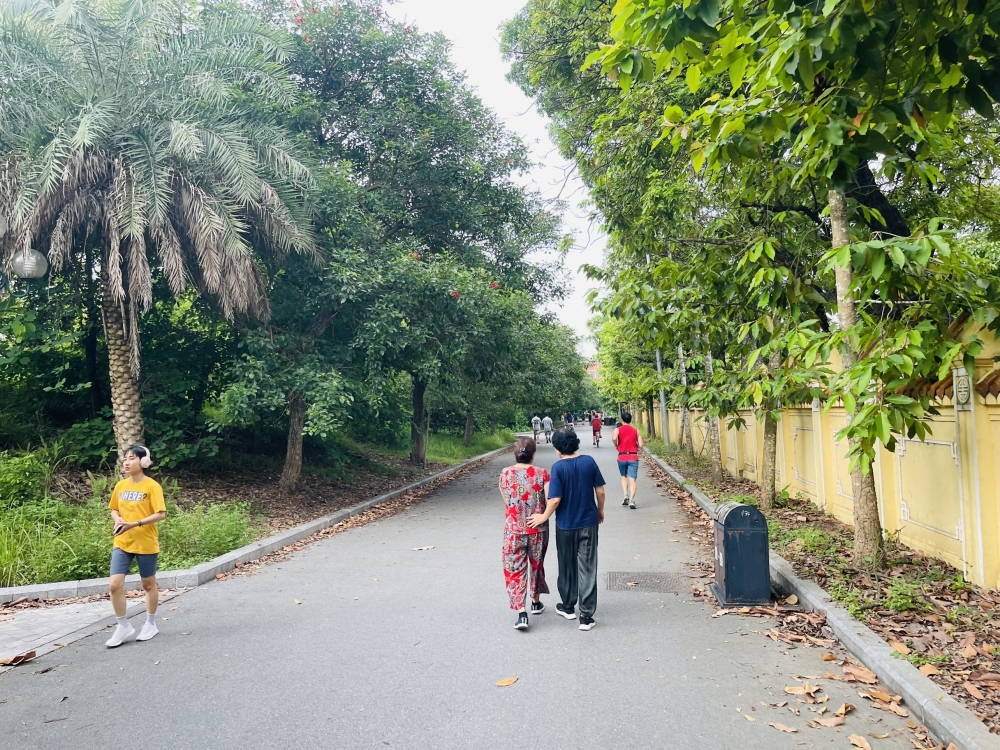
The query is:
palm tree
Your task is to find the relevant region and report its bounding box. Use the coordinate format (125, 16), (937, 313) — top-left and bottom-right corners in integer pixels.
(0, 0), (313, 462)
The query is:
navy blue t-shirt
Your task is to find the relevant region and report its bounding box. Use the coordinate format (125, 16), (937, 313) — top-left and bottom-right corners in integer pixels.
(548, 455), (606, 530)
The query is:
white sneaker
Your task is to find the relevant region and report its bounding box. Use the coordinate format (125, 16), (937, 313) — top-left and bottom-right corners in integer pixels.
(105, 622), (135, 648)
(136, 621), (159, 642)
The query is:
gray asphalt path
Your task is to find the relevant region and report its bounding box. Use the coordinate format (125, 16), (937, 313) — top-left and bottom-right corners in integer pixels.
(1, 427), (918, 748)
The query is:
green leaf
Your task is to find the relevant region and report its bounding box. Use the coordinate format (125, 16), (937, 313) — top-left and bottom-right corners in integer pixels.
(871, 249), (885, 279)
(686, 64), (702, 93)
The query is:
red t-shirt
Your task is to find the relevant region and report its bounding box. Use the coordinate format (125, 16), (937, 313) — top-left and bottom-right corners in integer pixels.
(592, 417), (602, 432)
(617, 424), (639, 461)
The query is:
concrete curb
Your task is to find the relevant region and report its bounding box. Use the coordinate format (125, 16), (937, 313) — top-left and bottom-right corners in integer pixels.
(0, 444), (513, 604)
(644, 449), (1000, 750)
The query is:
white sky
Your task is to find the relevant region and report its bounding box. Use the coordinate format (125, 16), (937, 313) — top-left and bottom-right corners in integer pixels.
(388, 0), (605, 357)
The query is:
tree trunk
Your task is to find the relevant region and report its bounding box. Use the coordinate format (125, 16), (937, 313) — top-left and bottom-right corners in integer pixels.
(678, 344), (693, 454)
(704, 342), (724, 483)
(760, 350), (782, 511)
(463, 410), (475, 447)
(645, 396), (656, 439)
(760, 411), (779, 511)
(829, 189), (885, 570)
(279, 392), (306, 492)
(410, 378), (428, 466)
(101, 278), (144, 465)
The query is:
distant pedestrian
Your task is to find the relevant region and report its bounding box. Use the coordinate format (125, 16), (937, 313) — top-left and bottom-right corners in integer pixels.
(541, 414), (553, 443)
(591, 413), (603, 446)
(613, 412), (643, 510)
(499, 438), (550, 630)
(529, 427), (605, 631)
(531, 414), (541, 441)
(106, 445), (166, 647)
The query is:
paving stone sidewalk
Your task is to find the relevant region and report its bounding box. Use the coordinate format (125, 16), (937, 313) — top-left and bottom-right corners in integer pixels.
(0, 591), (183, 671)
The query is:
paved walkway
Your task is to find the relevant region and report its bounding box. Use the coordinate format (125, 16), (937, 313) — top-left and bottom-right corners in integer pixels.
(1, 428), (920, 748)
(0, 593), (183, 671)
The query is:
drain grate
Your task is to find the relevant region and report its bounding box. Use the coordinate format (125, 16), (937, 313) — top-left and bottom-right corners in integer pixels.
(606, 572), (687, 593)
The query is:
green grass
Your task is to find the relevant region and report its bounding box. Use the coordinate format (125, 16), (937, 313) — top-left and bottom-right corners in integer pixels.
(373, 429), (516, 466)
(424, 429), (516, 464)
(0, 476), (260, 587)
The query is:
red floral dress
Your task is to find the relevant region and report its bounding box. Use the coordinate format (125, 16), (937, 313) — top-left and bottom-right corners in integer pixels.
(499, 464), (550, 610)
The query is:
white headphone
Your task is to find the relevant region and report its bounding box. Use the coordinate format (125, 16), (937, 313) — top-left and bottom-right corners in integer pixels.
(133, 447), (152, 468)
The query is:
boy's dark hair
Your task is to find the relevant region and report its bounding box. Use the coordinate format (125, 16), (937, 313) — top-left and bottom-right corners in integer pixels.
(124, 444), (148, 459)
(513, 437), (536, 463)
(552, 428), (580, 455)
(621, 412), (633, 423)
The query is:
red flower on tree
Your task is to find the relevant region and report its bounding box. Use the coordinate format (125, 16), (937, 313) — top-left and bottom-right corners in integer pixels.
(450, 291), (460, 299)
(489, 282), (501, 289)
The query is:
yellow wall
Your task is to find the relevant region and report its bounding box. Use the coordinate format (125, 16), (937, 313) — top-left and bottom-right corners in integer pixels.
(650, 356), (1000, 588)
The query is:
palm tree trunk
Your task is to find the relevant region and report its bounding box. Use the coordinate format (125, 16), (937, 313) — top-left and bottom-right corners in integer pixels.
(279, 392), (306, 492)
(101, 278), (144, 465)
(704, 342), (724, 483)
(829, 189), (885, 570)
(678, 343), (693, 454)
(463, 410), (475, 447)
(410, 378), (428, 466)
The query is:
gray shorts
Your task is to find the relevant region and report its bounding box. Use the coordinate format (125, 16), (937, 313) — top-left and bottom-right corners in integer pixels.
(110, 548), (158, 578)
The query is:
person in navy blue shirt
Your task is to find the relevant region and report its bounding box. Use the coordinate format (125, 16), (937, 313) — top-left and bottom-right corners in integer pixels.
(528, 427), (606, 630)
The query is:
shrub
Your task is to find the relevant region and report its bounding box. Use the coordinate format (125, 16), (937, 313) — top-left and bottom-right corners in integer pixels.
(0, 451), (44, 509)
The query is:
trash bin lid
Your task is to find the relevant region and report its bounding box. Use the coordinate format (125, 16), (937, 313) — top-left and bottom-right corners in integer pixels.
(715, 501), (766, 529)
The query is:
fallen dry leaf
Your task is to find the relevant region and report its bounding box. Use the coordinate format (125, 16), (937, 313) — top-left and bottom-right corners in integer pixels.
(744, 714), (755, 722)
(843, 664), (878, 684)
(215, 573), (227, 581)
(890, 640), (911, 655)
(0, 650), (35, 666)
(867, 688), (892, 702)
(919, 664), (941, 677)
(871, 733), (889, 740)
(785, 594), (798, 605)
(496, 677), (518, 687)
(0, 615), (13, 621)
(807, 716), (845, 728)
(768, 722), (797, 733)
(626, 582), (639, 587)
(821, 653), (837, 661)
(784, 685), (806, 695)
(849, 735), (872, 750)
(59, 696), (67, 702)
(835, 702), (855, 717)
(961, 644), (978, 659)
(412, 546), (435, 551)
(964, 682), (985, 700)
(294, 599), (302, 605)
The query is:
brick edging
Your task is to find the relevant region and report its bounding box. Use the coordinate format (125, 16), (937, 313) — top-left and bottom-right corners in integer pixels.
(644, 449), (1000, 750)
(0, 444), (514, 604)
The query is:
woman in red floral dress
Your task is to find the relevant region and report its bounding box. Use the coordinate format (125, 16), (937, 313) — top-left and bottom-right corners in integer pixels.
(498, 437), (550, 630)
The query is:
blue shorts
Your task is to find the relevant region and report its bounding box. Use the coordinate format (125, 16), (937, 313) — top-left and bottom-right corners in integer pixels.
(618, 460), (639, 479)
(110, 548), (158, 578)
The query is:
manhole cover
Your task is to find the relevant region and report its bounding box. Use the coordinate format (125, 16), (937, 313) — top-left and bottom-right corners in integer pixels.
(606, 572), (687, 593)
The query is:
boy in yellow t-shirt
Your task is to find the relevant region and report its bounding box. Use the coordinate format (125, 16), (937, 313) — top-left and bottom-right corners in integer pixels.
(106, 445), (167, 648)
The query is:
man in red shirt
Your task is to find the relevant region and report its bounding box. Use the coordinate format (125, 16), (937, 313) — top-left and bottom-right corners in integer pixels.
(612, 412), (643, 509)
(591, 413), (603, 446)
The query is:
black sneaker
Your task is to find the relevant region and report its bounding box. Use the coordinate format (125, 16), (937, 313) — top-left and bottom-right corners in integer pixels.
(514, 612), (529, 630)
(530, 601), (545, 615)
(555, 603), (577, 620)
(579, 616), (595, 631)
(622, 496), (630, 506)
(629, 500), (637, 509)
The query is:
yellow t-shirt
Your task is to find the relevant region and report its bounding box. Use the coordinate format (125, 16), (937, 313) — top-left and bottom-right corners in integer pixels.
(109, 476), (166, 554)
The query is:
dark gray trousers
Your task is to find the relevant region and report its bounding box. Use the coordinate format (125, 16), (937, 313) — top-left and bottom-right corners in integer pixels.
(556, 524), (598, 617)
